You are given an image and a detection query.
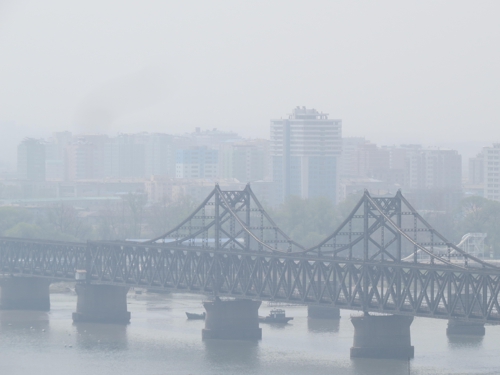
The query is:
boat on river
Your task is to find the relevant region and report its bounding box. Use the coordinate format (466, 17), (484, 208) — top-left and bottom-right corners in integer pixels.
(259, 309), (293, 323)
(186, 312), (206, 320)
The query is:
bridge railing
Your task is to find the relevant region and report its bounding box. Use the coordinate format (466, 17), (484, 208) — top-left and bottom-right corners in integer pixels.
(1, 185), (500, 324)
(0, 237), (86, 279)
(83, 241), (500, 323)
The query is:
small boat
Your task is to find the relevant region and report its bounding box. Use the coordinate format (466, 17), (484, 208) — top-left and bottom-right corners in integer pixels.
(259, 309), (293, 323)
(186, 312), (206, 320)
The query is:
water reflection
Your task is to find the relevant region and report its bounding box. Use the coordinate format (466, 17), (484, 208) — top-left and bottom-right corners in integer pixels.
(145, 301), (172, 312)
(307, 317), (340, 333)
(447, 334), (483, 348)
(351, 357), (412, 375)
(262, 322), (291, 331)
(204, 339), (260, 370)
(133, 292), (174, 312)
(0, 310), (50, 331)
(74, 322), (128, 351)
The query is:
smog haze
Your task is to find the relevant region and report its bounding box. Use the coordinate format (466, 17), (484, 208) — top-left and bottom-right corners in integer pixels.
(1, 1), (499, 166)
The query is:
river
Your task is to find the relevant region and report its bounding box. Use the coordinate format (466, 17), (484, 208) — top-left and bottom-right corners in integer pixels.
(0, 291), (498, 375)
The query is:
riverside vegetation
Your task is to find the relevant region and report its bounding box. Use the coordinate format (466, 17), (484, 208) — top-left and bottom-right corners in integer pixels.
(1, 192), (500, 256)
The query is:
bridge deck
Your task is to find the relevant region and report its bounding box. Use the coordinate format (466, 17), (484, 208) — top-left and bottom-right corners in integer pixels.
(1, 187), (500, 324)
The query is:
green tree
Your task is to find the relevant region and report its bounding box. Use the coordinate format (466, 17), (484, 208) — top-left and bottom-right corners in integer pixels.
(455, 196), (500, 256)
(269, 195), (346, 248)
(46, 203), (91, 240)
(335, 191), (364, 224)
(124, 193), (148, 239)
(3, 222), (45, 239)
(145, 194), (199, 239)
(3, 220), (79, 242)
(93, 201), (122, 241)
(0, 207), (33, 234)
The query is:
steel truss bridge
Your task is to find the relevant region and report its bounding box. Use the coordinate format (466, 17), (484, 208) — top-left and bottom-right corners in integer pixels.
(1, 185), (500, 324)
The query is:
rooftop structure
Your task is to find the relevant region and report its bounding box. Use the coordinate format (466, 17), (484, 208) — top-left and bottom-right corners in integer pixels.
(271, 106), (342, 203)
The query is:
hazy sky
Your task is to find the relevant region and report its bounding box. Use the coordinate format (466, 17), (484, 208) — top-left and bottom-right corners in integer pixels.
(1, 1), (499, 167)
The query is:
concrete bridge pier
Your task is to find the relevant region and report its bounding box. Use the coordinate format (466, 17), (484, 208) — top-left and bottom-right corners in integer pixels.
(350, 314), (414, 359)
(446, 319), (485, 336)
(308, 305), (340, 319)
(72, 284), (131, 324)
(202, 298), (262, 340)
(0, 277), (51, 311)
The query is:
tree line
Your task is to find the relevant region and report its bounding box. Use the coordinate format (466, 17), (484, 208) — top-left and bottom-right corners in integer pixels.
(1, 193), (500, 257)
(0, 194), (198, 243)
(270, 194), (500, 256)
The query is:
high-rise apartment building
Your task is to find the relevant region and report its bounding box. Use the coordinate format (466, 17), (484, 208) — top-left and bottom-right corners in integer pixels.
(399, 147), (462, 211)
(341, 137), (366, 177)
(45, 131), (72, 181)
(175, 147), (219, 179)
(231, 139), (270, 183)
(482, 144), (500, 201)
(65, 135), (110, 180)
(469, 152), (485, 185)
(17, 138), (46, 181)
(109, 134), (146, 178)
(145, 133), (175, 177)
(405, 148), (462, 190)
(356, 143), (391, 178)
(271, 106), (342, 203)
(190, 127), (242, 148)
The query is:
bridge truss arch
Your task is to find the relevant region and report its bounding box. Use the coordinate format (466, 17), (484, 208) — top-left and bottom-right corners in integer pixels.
(2, 185), (500, 323)
(305, 190), (496, 270)
(146, 184), (305, 254)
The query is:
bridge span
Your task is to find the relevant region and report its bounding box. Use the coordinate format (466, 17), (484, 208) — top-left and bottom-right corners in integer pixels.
(1, 185), (500, 359)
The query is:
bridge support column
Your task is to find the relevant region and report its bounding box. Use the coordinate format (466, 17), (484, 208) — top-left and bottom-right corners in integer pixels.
(72, 284), (130, 324)
(202, 298), (262, 340)
(446, 320), (485, 336)
(0, 277), (50, 311)
(350, 314), (414, 359)
(308, 305), (340, 319)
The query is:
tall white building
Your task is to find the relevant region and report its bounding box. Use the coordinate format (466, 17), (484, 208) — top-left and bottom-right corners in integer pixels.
(483, 144), (500, 201)
(271, 106), (342, 203)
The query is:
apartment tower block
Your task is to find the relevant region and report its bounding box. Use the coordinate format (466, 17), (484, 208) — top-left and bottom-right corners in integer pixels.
(271, 106), (342, 203)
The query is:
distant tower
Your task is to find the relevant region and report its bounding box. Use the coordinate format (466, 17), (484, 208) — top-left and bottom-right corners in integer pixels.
(270, 107), (342, 203)
(17, 138), (46, 181)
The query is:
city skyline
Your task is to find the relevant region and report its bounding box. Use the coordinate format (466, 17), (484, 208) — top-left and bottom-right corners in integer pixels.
(0, 112), (495, 172)
(5, 121), (487, 174)
(9, 106), (481, 212)
(1, 1), (500, 168)
(2, 2), (500, 374)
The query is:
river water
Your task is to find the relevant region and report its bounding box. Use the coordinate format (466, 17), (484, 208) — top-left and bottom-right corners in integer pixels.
(0, 291), (498, 375)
